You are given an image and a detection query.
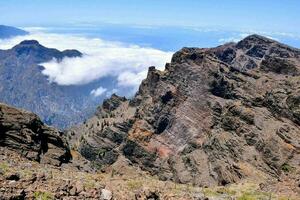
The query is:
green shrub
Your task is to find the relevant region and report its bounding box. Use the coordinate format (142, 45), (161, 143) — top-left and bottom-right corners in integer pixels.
(33, 191), (53, 200)
(237, 193), (256, 200)
(281, 163), (294, 173)
(0, 162), (9, 174)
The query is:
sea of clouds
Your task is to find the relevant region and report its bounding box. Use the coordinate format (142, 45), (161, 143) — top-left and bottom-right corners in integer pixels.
(1, 27), (299, 98)
(0, 27), (173, 96)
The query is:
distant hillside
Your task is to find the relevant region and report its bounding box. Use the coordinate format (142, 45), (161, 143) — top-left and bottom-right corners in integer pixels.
(0, 25), (28, 39)
(0, 40), (122, 129)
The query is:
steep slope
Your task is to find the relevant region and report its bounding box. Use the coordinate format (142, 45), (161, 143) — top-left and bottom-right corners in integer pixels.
(0, 103), (71, 166)
(69, 35), (300, 191)
(0, 103), (213, 200)
(0, 25), (28, 39)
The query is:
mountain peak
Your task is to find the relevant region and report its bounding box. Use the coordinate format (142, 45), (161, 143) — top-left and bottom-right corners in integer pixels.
(244, 34), (270, 40)
(242, 34), (276, 42)
(19, 40), (40, 46)
(236, 34), (276, 50)
(8, 39), (82, 64)
(13, 40), (44, 51)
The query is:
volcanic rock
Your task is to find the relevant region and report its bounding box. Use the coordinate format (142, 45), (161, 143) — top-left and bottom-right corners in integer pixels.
(69, 35), (300, 188)
(0, 103), (71, 166)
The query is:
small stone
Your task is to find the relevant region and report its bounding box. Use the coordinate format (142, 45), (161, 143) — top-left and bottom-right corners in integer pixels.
(69, 186), (76, 196)
(8, 180), (16, 185)
(75, 181), (84, 194)
(79, 191), (88, 197)
(4, 189), (25, 199)
(27, 173), (37, 183)
(194, 192), (206, 199)
(0, 168), (4, 176)
(100, 189), (112, 200)
(37, 173), (46, 181)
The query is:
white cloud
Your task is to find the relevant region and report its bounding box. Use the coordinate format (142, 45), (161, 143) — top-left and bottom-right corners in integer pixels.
(0, 29), (173, 88)
(218, 33), (250, 43)
(90, 86), (107, 97)
(117, 70), (148, 88)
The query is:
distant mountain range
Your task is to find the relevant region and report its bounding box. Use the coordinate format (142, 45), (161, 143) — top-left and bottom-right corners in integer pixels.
(0, 25), (28, 39)
(0, 37), (121, 128)
(0, 25), (136, 129)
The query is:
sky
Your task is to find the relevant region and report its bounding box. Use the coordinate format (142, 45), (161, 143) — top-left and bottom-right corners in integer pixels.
(1, 0), (300, 33)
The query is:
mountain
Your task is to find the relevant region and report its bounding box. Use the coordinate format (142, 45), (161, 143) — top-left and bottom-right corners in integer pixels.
(68, 35), (300, 191)
(0, 40), (119, 129)
(0, 34), (299, 199)
(0, 25), (28, 39)
(0, 103), (212, 199)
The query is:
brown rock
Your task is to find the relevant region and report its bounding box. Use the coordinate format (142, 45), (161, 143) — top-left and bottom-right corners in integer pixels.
(75, 181), (84, 194)
(0, 103), (71, 166)
(70, 34), (300, 187)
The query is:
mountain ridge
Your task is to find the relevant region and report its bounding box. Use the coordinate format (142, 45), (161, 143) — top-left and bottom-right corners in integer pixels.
(68, 34), (300, 189)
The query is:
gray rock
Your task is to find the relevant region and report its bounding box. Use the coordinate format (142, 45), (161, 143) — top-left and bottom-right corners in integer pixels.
(100, 189), (112, 200)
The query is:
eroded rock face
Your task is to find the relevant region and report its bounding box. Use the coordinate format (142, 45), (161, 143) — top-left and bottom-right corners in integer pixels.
(0, 103), (71, 166)
(69, 35), (300, 187)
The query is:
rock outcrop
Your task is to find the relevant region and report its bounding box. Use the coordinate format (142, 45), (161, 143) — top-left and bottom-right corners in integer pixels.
(0, 103), (71, 166)
(69, 35), (300, 189)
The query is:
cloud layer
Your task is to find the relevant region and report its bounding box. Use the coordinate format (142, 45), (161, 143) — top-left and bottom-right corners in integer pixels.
(0, 29), (173, 89)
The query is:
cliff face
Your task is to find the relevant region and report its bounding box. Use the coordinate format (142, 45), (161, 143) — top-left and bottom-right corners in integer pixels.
(0, 103), (71, 166)
(69, 35), (300, 187)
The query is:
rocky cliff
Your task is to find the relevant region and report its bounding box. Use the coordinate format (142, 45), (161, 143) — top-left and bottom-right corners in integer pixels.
(0, 103), (71, 166)
(69, 35), (300, 190)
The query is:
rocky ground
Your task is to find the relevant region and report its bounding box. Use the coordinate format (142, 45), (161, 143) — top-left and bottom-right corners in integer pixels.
(0, 148), (298, 199)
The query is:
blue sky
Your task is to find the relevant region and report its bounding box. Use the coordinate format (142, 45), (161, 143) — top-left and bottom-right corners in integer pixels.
(1, 0), (300, 33)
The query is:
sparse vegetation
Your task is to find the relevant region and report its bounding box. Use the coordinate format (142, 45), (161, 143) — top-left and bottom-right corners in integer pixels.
(0, 162), (9, 174)
(33, 191), (53, 200)
(126, 179), (143, 190)
(281, 163), (294, 173)
(237, 193), (256, 200)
